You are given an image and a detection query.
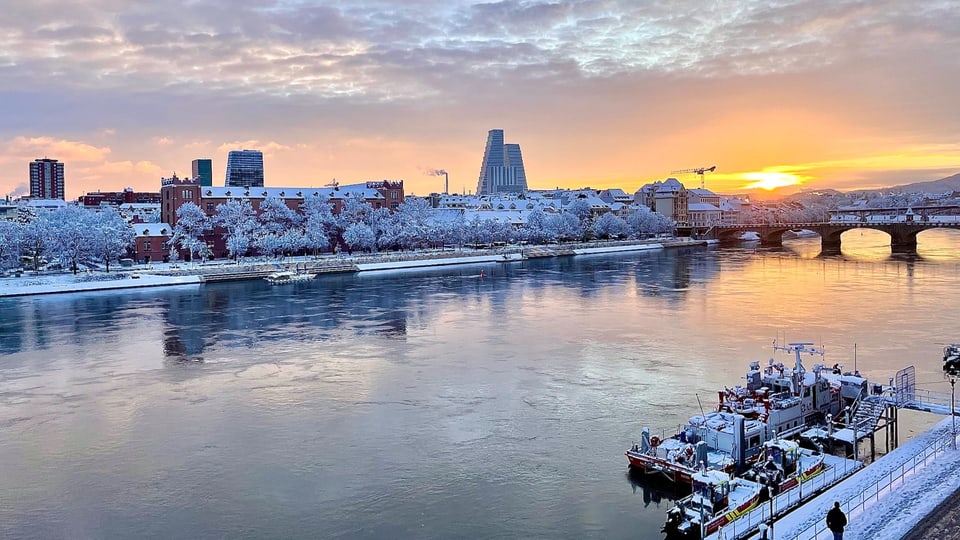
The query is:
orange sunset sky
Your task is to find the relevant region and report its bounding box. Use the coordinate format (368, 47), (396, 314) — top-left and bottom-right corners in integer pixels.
(1, 1), (958, 200)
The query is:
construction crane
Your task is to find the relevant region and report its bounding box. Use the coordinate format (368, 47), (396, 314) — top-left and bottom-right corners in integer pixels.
(671, 165), (717, 189)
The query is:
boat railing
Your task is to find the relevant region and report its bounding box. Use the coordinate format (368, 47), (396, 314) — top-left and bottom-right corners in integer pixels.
(781, 430), (955, 540)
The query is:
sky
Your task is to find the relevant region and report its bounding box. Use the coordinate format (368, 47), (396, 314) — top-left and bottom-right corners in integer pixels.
(1, 0), (959, 200)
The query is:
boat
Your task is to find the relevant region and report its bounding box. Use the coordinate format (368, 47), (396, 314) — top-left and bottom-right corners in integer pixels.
(627, 341), (868, 483)
(739, 436), (826, 495)
(626, 427), (736, 484)
(264, 271), (316, 284)
(661, 469), (763, 539)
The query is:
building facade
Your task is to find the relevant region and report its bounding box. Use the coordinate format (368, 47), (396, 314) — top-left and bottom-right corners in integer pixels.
(160, 175), (405, 259)
(476, 129), (528, 195)
(29, 158), (65, 200)
(224, 150), (264, 188)
(79, 187), (161, 207)
(192, 159), (213, 187)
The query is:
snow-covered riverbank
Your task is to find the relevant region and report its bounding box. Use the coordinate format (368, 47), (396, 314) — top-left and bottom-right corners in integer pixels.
(1, 239), (693, 298)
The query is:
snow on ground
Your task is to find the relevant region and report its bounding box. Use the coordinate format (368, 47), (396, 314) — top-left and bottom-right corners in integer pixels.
(0, 269), (202, 297)
(753, 417), (960, 540)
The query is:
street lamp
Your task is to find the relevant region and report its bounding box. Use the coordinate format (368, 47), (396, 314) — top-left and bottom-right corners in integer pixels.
(768, 476), (776, 540)
(944, 344), (960, 449)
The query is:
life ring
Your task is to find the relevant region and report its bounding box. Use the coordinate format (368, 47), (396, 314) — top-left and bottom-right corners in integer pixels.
(685, 446), (694, 457)
(651, 436), (661, 447)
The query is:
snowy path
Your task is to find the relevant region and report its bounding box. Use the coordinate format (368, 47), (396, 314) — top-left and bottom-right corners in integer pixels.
(746, 417), (960, 540)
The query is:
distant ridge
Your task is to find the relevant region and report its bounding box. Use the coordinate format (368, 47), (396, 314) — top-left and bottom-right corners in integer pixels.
(886, 172), (960, 193)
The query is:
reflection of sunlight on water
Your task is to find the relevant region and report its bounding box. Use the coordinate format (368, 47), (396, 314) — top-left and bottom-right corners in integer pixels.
(916, 229), (960, 261)
(782, 229), (960, 261)
(838, 229), (893, 260)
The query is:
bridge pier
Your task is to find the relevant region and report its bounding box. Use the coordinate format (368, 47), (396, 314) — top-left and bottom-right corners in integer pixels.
(759, 232), (783, 247)
(890, 228), (919, 253)
(891, 239), (918, 253)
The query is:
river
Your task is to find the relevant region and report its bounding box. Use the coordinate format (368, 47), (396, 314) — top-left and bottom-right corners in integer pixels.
(1, 231), (958, 539)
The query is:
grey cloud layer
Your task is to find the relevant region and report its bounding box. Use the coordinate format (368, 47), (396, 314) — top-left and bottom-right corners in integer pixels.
(1, 0), (959, 188)
(3, 0), (957, 100)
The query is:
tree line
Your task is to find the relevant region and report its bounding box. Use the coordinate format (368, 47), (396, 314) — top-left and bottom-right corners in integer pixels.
(0, 195), (677, 271)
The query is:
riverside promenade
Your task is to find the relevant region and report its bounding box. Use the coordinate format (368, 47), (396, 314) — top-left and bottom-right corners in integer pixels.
(0, 238), (706, 298)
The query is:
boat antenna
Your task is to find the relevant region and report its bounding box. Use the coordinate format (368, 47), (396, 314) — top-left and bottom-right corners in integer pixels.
(854, 342), (857, 373)
(696, 393), (706, 418)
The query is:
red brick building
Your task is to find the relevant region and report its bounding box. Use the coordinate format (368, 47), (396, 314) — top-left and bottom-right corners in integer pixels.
(79, 187), (162, 207)
(157, 175), (405, 259)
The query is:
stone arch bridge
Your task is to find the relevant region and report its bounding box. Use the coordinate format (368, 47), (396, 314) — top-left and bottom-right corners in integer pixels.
(704, 221), (960, 252)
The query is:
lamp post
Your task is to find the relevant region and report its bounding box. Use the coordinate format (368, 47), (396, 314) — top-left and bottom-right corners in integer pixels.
(768, 476), (776, 540)
(943, 344), (960, 450)
(951, 376), (957, 450)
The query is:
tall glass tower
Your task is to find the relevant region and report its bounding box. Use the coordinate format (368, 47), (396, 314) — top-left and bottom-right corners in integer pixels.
(225, 150), (264, 188)
(476, 129), (528, 195)
(192, 159), (213, 187)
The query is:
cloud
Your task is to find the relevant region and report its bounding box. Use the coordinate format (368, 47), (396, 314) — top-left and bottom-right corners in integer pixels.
(217, 140), (291, 156)
(153, 136), (173, 146)
(3, 136), (111, 163)
(0, 1), (958, 197)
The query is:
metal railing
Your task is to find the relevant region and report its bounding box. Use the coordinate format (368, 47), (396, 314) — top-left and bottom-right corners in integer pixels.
(784, 432), (955, 540)
(708, 459), (863, 540)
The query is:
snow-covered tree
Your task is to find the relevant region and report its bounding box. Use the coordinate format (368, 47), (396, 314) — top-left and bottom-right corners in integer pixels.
(566, 198), (593, 228)
(439, 212), (466, 250)
(393, 198), (433, 250)
(547, 212), (582, 242)
(627, 206), (675, 236)
(89, 207), (135, 272)
(45, 206), (92, 274)
(592, 212), (629, 239)
(301, 194), (336, 256)
(215, 199), (256, 262)
(339, 196), (373, 227)
(0, 220), (22, 270)
(343, 222), (375, 254)
(523, 206), (546, 244)
(172, 202), (209, 263)
(256, 196), (302, 259)
(21, 213), (51, 271)
(368, 206), (392, 253)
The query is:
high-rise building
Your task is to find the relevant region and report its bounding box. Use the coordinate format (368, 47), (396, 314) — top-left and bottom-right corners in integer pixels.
(225, 150), (264, 188)
(192, 159), (213, 187)
(29, 158), (65, 200)
(476, 129), (528, 195)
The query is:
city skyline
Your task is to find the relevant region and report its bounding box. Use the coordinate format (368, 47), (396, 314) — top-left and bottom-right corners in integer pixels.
(0, 1), (958, 200)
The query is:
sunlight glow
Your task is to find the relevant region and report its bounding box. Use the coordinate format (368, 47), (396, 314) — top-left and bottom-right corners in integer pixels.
(741, 171), (804, 191)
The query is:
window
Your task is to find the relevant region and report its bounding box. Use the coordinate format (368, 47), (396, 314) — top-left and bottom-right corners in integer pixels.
(206, 203), (214, 212)
(182, 190), (193, 199)
(144, 241), (152, 251)
(391, 192), (399, 199)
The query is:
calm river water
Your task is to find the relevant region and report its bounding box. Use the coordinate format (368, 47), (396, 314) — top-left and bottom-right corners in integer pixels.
(2, 231), (959, 539)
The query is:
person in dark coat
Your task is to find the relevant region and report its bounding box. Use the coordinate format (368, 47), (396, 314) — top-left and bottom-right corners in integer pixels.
(826, 501), (847, 540)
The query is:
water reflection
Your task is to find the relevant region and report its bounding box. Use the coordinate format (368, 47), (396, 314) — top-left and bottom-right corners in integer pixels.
(4, 240), (960, 539)
(627, 469), (687, 510)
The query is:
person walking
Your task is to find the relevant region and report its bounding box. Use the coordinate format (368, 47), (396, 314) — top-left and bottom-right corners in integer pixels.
(826, 501), (847, 540)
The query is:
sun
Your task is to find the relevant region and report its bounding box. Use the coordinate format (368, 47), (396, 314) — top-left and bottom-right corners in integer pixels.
(741, 171), (803, 191)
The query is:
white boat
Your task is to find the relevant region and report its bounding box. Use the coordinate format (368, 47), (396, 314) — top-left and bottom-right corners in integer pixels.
(264, 271), (315, 284)
(628, 341), (868, 482)
(662, 469), (763, 539)
(739, 436), (826, 495)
